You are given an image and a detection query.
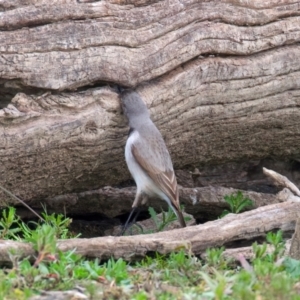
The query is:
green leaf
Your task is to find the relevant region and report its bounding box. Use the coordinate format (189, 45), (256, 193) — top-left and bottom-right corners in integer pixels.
(148, 207), (159, 229)
(283, 257), (300, 278)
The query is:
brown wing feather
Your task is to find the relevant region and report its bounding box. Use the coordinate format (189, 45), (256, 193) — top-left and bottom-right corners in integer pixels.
(149, 171), (186, 227)
(131, 144), (181, 211)
(130, 130), (186, 227)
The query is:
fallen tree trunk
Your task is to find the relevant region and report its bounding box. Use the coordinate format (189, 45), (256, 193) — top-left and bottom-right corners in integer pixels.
(1, 0), (300, 89)
(0, 0), (300, 208)
(0, 202), (299, 264)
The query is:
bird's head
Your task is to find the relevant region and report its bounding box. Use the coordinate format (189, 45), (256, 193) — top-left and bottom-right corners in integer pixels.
(121, 90), (150, 121)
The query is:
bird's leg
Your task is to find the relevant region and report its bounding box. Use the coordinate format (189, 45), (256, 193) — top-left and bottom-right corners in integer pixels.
(126, 207), (143, 235)
(120, 206), (139, 236)
(120, 192), (144, 236)
(128, 207), (142, 226)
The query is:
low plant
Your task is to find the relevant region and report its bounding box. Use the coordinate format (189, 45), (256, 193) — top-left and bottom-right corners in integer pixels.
(0, 206), (77, 241)
(149, 206), (191, 232)
(220, 191), (254, 217)
(148, 206), (178, 232)
(128, 206), (191, 235)
(205, 247), (229, 270)
(40, 205), (75, 239)
(1, 203), (300, 300)
(252, 231), (285, 263)
(0, 207), (22, 239)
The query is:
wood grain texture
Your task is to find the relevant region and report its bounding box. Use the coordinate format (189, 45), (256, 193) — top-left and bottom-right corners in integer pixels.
(0, 0), (300, 210)
(0, 202), (298, 263)
(0, 45), (300, 203)
(0, 88), (127, 201)
(0, 1), (300, 89)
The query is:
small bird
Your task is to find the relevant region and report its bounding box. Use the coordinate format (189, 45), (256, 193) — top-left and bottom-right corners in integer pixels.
(120, 89), (186, 233)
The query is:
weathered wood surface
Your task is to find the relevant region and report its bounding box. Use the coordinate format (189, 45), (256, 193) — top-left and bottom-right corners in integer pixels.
(0, 0), (300, 209)
(1, 0), (300, 89)
(0, 202), (299, 263)
(263, 167), (300, 197)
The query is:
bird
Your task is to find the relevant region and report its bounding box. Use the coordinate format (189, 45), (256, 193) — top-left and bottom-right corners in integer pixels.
(120, 89), (186, 234)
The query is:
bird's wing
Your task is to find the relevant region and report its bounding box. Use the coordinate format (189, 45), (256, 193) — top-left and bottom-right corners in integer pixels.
(131, 133), (181, 211)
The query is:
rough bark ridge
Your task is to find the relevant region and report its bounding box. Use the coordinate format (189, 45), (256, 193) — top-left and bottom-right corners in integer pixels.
(0, 0), (299, 214)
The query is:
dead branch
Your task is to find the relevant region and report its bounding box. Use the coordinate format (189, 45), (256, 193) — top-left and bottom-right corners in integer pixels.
(0, 202), (299, 264)
(263, 167), (300, 197)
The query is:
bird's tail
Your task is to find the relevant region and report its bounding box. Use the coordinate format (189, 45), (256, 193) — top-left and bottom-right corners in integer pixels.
(166, 185), (187, 228)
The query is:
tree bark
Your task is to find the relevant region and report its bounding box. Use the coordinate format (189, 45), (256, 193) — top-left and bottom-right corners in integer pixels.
(0, 0), (299, 213)
(0, 202), (299, 264)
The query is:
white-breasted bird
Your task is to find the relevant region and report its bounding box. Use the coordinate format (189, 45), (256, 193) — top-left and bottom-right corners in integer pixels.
(120, 89), (186, 233)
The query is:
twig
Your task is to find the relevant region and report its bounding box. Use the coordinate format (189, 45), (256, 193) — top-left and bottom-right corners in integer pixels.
(0, 185), (44, 222)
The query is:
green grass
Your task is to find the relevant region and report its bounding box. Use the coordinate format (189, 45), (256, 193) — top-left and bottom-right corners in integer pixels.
(0, 206), (300, 299)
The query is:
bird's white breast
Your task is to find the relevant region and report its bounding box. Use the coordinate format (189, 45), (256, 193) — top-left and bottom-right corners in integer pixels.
(125, 130), (173, 208)
(125, 131), (157, 196)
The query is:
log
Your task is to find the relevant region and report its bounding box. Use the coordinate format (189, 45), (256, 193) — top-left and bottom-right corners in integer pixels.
(0, 202), (299, 264)
(1, 1), (300, 89)
(0, 88), (125, 203)
(1, 60), (300, 206)
(0, 0), (300, 209)
(203, 239), (292, 262)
